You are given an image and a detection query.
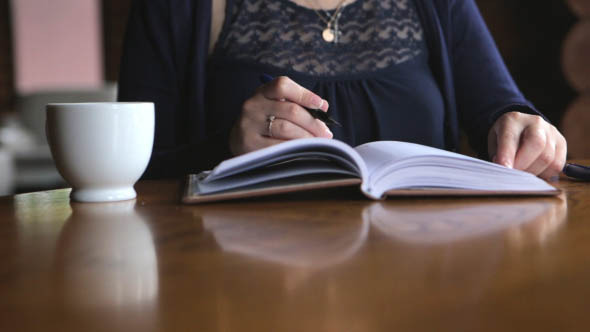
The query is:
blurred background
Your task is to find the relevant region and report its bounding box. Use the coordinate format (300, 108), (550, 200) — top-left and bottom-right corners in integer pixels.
(0, 0), (587, 195)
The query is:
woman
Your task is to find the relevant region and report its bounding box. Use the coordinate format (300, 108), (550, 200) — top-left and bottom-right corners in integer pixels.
(118, 0), (566, 179)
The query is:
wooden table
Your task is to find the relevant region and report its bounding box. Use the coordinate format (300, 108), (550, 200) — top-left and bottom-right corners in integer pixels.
(1, 177), (590, 331)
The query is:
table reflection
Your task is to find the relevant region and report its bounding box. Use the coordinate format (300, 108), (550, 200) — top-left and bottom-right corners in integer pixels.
(195, 196), (569, 331)
(54, 200), (158, 311)
(368, 195), (567, 245)
(201, 204), (369, 269)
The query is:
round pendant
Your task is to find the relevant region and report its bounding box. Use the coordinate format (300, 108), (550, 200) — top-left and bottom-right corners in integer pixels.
(322, 28), (335, 42)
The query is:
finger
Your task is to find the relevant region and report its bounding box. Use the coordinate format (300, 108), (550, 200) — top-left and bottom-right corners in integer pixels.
(265, 118), (315, 140)
(554, 129), (568, 171)
(493, 115), (522, 168)
(234, 119), (285, 155)
(245, 97), (332, 138)
(273, 101), (333, 138)
(514, 125), (547, 171)
(540, 128), (567, 180)
(255, 135), (287, 150)
(488, 127), (498, 162)
(262, 76), (329, 111)
(237, 133), (286, 155)
(524, 134), (555, 176)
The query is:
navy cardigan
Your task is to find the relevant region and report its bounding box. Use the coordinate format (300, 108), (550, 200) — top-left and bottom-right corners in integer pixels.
(118, 0), (541, 179)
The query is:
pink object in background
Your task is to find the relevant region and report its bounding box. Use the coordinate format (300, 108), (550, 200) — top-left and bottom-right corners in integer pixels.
(10, 0), (103, 93)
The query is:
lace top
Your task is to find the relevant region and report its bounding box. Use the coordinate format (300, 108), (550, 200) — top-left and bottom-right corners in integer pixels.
(217, 0), (425, 76)
(207, 0), (446, 147)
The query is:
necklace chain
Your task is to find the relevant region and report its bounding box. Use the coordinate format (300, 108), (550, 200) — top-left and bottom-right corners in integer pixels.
(305, 0), (348, 43)
(309, 1), (345, 25)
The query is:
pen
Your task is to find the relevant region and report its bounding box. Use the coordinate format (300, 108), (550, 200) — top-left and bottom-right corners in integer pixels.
(563, 163), (590, 181)
(259, 74), (342, 127)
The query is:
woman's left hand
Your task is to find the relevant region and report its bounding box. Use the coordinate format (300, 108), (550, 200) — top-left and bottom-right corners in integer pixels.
(488, 112), (567, 180)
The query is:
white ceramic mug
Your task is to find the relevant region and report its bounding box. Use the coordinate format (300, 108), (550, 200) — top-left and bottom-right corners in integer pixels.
(46, 102), (154, 202)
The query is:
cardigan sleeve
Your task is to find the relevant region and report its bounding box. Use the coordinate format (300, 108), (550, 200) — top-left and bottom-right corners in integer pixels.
(118, 0), (232, 179)
(447, 0), (545, 156)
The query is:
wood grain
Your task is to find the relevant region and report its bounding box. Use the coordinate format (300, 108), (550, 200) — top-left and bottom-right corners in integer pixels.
(1, 173), (590, 331)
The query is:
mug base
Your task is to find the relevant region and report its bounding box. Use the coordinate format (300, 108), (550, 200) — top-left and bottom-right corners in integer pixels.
(70, 187), (137, 203)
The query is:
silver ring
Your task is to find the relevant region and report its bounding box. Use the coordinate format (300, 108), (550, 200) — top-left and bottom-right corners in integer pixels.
(267, 115), (276, 138)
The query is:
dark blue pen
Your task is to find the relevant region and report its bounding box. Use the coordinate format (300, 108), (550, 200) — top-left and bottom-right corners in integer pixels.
(259, 74), (341, 127)
(563, 163), (590, 181)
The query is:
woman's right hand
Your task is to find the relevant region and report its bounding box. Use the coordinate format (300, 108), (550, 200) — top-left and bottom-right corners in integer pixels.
(229, 76), (333, 156)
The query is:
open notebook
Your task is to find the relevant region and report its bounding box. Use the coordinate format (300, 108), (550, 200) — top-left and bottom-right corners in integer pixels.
(182, 138), (559, 203)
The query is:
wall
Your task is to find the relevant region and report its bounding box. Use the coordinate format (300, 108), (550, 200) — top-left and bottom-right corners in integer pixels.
(0, 0), (15, 113)
(10, 0), (103, 93)
(477, 0), (576, 125)
(561, 0), (590, 157)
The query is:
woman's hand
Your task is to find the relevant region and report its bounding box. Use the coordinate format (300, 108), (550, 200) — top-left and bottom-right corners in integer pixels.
(229, 76), (333, 155)
(488, 112), (567, 180)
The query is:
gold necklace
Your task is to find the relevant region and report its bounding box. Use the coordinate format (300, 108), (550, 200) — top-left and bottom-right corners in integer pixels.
(306, 0), (348, 43)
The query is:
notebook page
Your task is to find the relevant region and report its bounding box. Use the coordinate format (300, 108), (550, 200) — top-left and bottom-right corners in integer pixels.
(197, 154), (359, 194)
(354, 141), (476, 177)
(354, 141), (554, 199)
(205, 138), (368, 182)
(372, 162), (554, 193)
